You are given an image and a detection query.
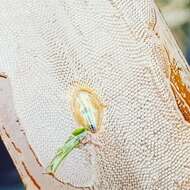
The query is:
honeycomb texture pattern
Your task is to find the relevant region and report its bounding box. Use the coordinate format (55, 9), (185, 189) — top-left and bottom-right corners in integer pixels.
(0, 0), (190, 189)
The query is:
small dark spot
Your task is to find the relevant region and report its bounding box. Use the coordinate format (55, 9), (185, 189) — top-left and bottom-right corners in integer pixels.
(0, 73), (7, 79)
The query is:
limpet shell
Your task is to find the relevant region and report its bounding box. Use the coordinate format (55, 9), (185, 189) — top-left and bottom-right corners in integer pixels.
(72, 86), (106, 133)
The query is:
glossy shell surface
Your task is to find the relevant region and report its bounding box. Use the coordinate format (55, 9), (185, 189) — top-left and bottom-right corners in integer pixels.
(72, 86), (105, 133)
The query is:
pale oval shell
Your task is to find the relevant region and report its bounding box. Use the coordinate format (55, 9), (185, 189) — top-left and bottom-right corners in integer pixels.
(72, 86), (105, 133)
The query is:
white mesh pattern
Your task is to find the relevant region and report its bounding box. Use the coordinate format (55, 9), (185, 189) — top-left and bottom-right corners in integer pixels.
(0, 0), (190, 189)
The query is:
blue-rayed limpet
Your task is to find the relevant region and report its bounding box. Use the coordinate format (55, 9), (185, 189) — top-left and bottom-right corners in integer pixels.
(72, 85), (106, 133)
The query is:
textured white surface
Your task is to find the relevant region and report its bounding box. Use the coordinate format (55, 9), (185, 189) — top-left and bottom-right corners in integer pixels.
(0, 0), (190, 189)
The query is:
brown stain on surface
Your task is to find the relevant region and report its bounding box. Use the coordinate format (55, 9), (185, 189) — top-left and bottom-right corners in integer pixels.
(47, 173), (65, 185)
(11, 142), (22, 153)
(170, 62), (190, 123)
(148, 8), (157, 32)
(2, 126), (22, 153)
(28, 144), (42, 167)
(162, 46), (190, 123)
(2, 126), (10, 138)
(22, 162), (41, 190)
(0, 74), (7, 79)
